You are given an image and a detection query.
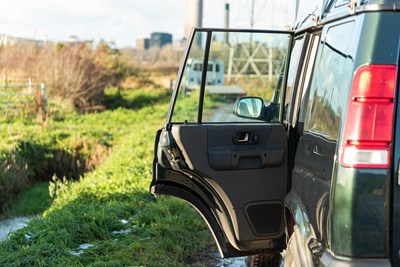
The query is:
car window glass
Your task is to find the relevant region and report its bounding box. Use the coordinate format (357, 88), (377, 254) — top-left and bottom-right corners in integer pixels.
(305, 21), (355, 140)
(283, 36), (305, 123)
(171, 31), (207, 123)
(201, 31), (292, 123)
(296, 35), (320, 125)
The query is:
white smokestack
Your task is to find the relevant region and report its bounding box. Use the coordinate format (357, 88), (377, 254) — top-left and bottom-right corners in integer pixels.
(224, 1), (230, 44)
(184, 0), (203, 39)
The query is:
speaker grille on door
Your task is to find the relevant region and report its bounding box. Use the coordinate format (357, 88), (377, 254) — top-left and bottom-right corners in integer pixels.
(245, 202), (283, 236)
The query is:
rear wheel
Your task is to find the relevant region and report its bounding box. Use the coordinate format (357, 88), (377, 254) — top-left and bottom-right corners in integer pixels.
(246, 253), (281, 267)
(284, 225), (313, 267)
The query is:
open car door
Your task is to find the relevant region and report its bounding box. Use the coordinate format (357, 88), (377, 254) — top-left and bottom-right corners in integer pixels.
(150, 28), (293, 257)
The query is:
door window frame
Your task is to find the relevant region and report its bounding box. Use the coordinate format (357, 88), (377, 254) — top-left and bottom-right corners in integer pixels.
(283, 33), (309, 125)
(166, 28), (294, 125)
(289, 33), (322, 127)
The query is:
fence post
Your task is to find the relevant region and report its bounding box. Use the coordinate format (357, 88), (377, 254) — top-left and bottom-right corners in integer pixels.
(28, 78), (32, 94)
(41, 82), (47, 120)
(3, 74), (7, 89)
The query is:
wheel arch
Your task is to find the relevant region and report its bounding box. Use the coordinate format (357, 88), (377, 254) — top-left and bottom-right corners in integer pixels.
(284, 190), (315, 266)
(151, 181), (249, 258)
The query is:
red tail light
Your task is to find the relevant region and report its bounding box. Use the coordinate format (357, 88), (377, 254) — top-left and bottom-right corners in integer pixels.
(340, 65), (398, 168)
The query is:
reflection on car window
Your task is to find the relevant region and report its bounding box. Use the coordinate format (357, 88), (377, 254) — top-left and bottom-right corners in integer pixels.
(284, 36), (305, 122)
(305, 22), (355, 140)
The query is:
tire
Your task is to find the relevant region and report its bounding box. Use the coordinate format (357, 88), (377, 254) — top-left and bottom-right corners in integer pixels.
(284, 225), (313, 267)
(246, 253), (282, 267)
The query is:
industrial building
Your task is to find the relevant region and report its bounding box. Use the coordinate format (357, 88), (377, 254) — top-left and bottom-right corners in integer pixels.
(136, 38), (150, 50)
(150, 32), (172, 48)
(135, 0), (203, 49)
(136, 32), (172, 50)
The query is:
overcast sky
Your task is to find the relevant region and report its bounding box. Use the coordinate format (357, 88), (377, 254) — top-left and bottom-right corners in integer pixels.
(0, 0), (299, 48)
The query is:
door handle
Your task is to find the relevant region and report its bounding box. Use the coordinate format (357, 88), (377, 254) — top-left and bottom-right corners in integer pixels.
(237, 133), (249, 143)
(233, 132), (258, 144)
(312, 145), (324, 157)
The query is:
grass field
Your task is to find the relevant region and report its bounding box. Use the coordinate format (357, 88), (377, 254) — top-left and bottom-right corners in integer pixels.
(0, 87), (213, 266)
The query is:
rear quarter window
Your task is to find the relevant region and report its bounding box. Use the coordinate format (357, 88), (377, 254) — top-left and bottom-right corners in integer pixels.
(305, 21), (356, 141)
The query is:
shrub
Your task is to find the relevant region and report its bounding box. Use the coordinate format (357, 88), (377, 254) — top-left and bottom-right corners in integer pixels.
(0, 155), (29, 212)
(0, 42), (122, 110)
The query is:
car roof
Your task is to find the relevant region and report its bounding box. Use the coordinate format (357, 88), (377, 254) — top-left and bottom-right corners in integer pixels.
(295, 0), (400, 31)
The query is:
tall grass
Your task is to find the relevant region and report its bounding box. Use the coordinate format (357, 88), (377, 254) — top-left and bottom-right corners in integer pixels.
(0, 87), (213, 266)
(0, 100), (111, 213)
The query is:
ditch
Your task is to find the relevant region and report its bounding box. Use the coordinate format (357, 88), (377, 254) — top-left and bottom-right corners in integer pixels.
(0, 216), (34, 241)
(0, 139), (109, 243)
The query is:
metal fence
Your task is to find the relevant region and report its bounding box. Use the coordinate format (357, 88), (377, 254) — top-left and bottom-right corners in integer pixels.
(0, 75), (46, 119)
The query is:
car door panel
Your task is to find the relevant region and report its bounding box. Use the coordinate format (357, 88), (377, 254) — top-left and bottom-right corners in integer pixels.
(156, 123), (287, 250)
(151, 28), (292, 257)
(207, 126), (285, 171)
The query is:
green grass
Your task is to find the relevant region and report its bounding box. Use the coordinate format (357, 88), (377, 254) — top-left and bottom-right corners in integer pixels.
(7, 182), (53, 217)
(0, 87), (213, 266)
(0, 98), (114, 212)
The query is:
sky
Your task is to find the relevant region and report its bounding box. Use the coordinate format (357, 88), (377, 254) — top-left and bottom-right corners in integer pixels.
(0, 0), (303, 48)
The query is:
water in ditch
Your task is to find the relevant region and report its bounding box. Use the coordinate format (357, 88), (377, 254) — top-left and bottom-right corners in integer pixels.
(0, 216), (34, 241)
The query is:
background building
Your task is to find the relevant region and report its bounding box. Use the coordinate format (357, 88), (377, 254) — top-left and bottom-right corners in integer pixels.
(150, 32), (172, 48)
(136, 38), (150, 50)
(0, 34), (44, 47)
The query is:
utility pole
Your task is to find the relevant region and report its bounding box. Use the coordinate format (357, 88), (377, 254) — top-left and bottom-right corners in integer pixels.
(228, 0), (274, 81)
(250, 0), (255, 55)
(251, 0), (255, 29)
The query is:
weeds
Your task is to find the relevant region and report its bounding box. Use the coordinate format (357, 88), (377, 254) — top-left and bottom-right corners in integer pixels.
(0, 117), (111, 213)
(0, 87), (212, 266)
(7, 182), (53, 217)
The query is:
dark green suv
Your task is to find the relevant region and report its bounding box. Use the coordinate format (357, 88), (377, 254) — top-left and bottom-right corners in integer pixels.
(150, 0), (400, 266)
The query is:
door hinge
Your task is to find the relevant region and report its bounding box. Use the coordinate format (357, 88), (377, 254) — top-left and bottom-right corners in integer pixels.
(397, 160), (400, 186)
(348, 0), (361, 14)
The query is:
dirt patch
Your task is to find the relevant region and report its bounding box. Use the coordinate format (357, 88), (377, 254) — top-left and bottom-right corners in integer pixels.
(186, 245), (247, 267)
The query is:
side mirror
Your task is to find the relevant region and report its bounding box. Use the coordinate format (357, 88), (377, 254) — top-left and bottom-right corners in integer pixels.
(233, 97), (263, 119)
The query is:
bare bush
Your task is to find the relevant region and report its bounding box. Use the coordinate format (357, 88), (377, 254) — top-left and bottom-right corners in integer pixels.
(0, 40), (184, 109)
(0, 43), (38, 73)
(40, 43), (116, 108)
(120, 44), (183, 74)
(0, 42), (121, 109)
